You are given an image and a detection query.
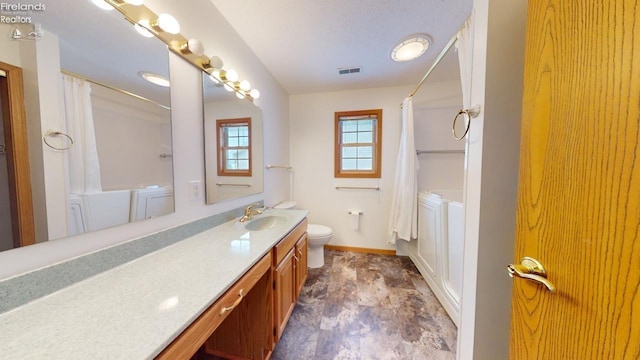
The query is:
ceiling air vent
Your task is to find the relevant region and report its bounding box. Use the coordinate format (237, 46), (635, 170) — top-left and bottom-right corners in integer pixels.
(338, 66), (361, 75)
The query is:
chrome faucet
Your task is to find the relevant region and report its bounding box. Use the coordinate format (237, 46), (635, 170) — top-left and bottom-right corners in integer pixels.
(239, 203), (264, 222)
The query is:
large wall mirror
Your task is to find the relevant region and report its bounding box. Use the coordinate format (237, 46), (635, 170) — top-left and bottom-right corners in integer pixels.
(0, 0), (173, 251)
(203, 74), (263, 204)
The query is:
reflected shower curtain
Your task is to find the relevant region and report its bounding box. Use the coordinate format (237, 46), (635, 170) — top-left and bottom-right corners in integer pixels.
(387, 97), (419, 244)
(61, 74), (102, 194)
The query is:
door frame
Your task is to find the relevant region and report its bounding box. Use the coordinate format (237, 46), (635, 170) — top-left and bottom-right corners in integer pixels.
(0, 61), (35, 248)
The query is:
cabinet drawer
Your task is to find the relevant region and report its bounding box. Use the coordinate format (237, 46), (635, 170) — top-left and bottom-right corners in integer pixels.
(274, 218), (308, 265)
(155, 252), (272, 360)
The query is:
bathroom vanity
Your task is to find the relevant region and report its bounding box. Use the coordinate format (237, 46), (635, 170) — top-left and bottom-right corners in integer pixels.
(0, 209), (308, 360)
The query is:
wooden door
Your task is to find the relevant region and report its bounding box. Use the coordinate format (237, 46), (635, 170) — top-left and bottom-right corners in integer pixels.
(0, 61), (34, 248)
(510, 1), (640, 359)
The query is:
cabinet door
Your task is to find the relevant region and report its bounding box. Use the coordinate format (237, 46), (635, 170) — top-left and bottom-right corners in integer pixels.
(274, 249), (296, 341)
(295, 234), (308, 298)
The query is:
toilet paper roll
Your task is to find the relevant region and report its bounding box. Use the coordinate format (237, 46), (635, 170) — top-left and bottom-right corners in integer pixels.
(348, 210), (361, 231)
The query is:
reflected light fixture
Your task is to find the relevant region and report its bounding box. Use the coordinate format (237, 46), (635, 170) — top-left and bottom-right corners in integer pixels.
(224, 68), (239, 82)
(154, 13), (180, 34)
(91, 0), (114, 11)
(249, 89), (260, 99)
(391, 34), (431, 62)
(239, 80), (251, 92)
(208, 72), (220, 84)
(123, 0), (144, 5)
(223, 82), (234, 92)
(236, 92), (246, 100)
(134, 20), (154, 38)
(139, 72), (170, 87)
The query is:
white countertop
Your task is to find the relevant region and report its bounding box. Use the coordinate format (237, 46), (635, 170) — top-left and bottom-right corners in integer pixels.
(0, 209), (308, 360)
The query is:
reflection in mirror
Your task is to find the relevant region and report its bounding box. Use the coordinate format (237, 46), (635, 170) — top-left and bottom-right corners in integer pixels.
(0, 0), (173, 251)
(203, 74), (263, 204)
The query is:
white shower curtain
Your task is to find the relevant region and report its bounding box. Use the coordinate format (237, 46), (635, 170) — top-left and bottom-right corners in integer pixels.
(387, 97), (419, 244)
(61, 74), (102, 194)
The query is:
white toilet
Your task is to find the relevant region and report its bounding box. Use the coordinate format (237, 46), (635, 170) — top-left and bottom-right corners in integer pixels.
(273, 201), (333, 268)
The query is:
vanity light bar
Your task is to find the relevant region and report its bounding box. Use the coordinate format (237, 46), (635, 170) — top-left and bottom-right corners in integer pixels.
(103, 0), (260, 101)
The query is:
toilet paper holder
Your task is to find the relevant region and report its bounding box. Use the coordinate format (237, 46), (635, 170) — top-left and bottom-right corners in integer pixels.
(347, 210), (363, 215)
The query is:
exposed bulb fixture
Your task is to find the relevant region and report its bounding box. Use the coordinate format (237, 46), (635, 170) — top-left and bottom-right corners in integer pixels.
(391, 34), (431, 62)
(236, 92), (246, 100)
(139, 72), (170, 87)
(155, 13), (180, 34)
(134, 20), (154, 37)
(224, 68), (238, 82)
(239, 80), (251, 92)
(223, 82), (234, 92)
(181, 38), (204, 56)
(91, 0), (114, 11)
(249, 89), (260, 99)
(209, 56), (224, 69)
(208, 72), (220, 84)
(123, 0), (144, 5)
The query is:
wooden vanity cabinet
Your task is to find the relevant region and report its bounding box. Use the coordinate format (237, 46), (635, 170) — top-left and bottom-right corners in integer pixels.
(156, 252), (272, 360)
(273, 219), (308, 342)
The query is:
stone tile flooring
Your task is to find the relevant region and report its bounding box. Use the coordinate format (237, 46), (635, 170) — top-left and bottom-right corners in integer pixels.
(272, 250), (457, 360)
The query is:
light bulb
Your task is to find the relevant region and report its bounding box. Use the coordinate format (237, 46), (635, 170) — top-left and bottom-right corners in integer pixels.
(134, 20), (154, 38)
(123, 0), (144, 5)
(223, 83), (234, 92)
(91, 0), (114, 11)
(249, 89), (260, 99)
(208, 73), (220, 84)
(186, 39), (204, 56)
(239, 80), (251, 91)
(236, 92), (246, 100)
(225, 69), (238, 82)
(156, 13), (180, 34)
(209, 56), (224, 69)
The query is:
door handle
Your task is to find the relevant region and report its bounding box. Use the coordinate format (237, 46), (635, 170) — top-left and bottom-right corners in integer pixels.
(507, 257), (555, 292)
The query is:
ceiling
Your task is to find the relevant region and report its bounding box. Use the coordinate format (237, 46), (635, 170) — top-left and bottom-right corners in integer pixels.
(211, 0), (473, 95)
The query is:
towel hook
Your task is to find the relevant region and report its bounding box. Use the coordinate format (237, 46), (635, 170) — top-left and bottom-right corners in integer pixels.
(43, 131), (74, 151)
(452, 105), (480, 141)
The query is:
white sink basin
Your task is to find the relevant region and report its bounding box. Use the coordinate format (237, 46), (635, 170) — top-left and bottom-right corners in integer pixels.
(244, 215), (287, 231)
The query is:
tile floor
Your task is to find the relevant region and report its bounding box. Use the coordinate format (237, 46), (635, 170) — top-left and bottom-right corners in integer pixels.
(271, 250), (457, 360)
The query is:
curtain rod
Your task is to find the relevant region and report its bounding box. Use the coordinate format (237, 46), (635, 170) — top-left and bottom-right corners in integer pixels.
(405, 33), (459, 101)
(60, 69), (170, 110)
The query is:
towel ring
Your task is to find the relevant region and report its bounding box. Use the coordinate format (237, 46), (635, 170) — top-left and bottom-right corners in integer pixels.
(43, 131), (74, 151)
(452, 105), (481, 141)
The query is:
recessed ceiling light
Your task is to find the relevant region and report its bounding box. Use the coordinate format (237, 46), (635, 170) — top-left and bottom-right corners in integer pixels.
(139, 72), (170, 87)
(391, 34), (431, 62)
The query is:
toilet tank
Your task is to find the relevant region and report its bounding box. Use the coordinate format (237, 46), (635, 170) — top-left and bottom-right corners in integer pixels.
(274, 201), (297, 210)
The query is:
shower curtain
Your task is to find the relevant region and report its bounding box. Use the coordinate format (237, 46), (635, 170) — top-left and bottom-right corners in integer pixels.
(61, 74), (102, 194)
(387, 97), (419, 244)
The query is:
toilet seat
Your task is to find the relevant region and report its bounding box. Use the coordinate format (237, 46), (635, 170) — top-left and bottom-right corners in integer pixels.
(307, 224), (332, 238)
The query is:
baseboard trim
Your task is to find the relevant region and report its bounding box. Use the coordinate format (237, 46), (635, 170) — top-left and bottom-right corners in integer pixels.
(324, 245), (396, 256)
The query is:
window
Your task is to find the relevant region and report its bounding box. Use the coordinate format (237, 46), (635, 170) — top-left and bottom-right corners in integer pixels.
(216, 117), (252, 176)
(334, 109), (382, 178)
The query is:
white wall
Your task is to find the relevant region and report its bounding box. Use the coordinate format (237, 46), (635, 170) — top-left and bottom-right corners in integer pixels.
(290, 86), (412, 251)
(457, 0), (527, 358)
(413, 80), (464, 192)
(0, 0), (290, 280)
(91, 84), (173, 190)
